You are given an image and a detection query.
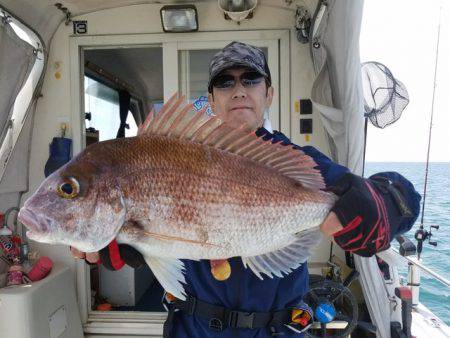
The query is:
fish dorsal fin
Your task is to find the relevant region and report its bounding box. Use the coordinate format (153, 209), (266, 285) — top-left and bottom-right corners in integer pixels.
(139, 93), (325, 189)
(242, 228), (323, 279)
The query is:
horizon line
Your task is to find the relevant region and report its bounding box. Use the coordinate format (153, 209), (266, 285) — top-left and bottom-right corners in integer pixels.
(366, 161), (450, 163)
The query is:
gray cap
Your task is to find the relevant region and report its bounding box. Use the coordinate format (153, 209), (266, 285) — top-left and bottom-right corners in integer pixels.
(207, 41), (272, 93)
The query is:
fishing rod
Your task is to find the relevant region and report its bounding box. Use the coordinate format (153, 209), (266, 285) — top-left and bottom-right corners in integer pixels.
(414, 6), (441, 260)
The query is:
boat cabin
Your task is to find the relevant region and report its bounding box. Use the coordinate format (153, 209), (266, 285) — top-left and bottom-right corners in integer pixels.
(0, 1), (449, 337)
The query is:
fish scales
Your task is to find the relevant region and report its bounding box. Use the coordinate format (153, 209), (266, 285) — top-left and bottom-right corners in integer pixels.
(19, 94), (336, 299)
(89, 135), (333, 258)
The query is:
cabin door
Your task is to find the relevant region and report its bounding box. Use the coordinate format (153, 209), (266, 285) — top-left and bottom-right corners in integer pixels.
(70, 29), (289, 337)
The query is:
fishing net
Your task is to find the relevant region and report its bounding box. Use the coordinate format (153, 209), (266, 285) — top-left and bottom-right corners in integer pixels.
(361, 61), (409, 128)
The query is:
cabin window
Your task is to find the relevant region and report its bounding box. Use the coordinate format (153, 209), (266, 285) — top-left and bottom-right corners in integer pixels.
(178, 47), (268, 103)
(84, 76), (139, 143)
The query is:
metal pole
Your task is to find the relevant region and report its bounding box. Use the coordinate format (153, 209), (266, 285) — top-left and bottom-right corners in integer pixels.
(391, 249), (450, 288)
(420, 6), (441, 228)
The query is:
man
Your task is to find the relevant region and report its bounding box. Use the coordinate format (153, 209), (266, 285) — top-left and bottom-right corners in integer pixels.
(72, 41), (421, 337)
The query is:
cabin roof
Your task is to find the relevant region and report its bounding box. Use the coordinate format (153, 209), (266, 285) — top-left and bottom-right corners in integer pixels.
(0, 0), (215, 46)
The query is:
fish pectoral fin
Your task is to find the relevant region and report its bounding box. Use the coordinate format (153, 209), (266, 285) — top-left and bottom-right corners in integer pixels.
(242, 228), (323, 280)
(144, 256), (187, 301)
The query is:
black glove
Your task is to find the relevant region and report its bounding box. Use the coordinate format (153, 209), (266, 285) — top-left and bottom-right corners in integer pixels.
(330, 172), (421, 257)
(99, 240), (146, 270)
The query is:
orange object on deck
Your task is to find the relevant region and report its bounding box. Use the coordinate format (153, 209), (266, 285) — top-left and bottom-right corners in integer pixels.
(97, 303), (112, 311)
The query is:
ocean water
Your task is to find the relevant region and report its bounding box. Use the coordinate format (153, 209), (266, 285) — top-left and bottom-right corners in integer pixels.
(365, 162), (450, 324)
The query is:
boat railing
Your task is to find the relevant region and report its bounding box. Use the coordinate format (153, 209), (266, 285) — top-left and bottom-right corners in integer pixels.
(378, 248), (450, 308)
(390, 248), (450, 287)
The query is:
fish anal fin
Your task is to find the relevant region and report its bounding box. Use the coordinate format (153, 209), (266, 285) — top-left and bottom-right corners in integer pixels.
(242, 228), (323, 279)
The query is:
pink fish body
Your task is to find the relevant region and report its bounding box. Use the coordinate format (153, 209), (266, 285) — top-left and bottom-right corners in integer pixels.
(19, 94), (336, 299)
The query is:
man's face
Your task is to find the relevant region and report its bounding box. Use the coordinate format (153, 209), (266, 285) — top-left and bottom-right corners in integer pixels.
(208, 67), (274, 132)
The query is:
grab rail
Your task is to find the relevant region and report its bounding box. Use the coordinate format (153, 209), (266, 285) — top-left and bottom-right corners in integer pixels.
(386, 249), (450, 287)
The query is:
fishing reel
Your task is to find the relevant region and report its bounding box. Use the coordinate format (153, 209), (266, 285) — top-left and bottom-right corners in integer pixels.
(414, 224), (439, 259)
(304, 271), (377, 338)
(303, 280), (357, 337)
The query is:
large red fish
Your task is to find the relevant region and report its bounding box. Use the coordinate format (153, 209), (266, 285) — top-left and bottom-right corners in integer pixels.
(18, 94), (336, 299)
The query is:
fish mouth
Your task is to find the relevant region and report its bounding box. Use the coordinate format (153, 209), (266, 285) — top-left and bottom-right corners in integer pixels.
(18, 207), (52, 235)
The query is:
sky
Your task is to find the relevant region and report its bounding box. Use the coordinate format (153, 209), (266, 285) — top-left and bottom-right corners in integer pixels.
(360, 0), (450, 162)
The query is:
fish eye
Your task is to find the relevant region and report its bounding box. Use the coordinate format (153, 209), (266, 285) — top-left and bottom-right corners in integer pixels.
(61, 183), (73, 194)
(57, 177), (79, 199)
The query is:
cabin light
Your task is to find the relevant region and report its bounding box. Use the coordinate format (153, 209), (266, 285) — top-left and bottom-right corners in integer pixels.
(160, 5), (198, 32)
(218, 0), (257, 22)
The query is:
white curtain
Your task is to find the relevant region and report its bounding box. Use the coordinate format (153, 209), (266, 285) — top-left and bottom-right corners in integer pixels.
(0, 19), (36, 141)
(0, 1), (62, 47)
(310, 1), (391, 337)
(0, 100), (35, 194)
(310, 0), (365, 174)
(0, 18), (39, 226)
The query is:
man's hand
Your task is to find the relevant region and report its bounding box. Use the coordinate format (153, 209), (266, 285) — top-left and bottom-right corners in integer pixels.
(322, 172), (420, 257)
(320, 211), (343, 236)
(70, 241), (145, 270)
(70, 247), (100, 264)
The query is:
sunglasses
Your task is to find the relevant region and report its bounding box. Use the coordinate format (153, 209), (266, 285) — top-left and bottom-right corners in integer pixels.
(211, 71), (266, 89)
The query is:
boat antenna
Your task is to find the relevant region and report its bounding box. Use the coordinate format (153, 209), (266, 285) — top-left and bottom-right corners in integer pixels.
(414, 6), (442, 260)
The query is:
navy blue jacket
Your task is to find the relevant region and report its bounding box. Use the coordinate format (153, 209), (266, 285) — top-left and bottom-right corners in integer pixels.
(168, 129), (349, 337)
